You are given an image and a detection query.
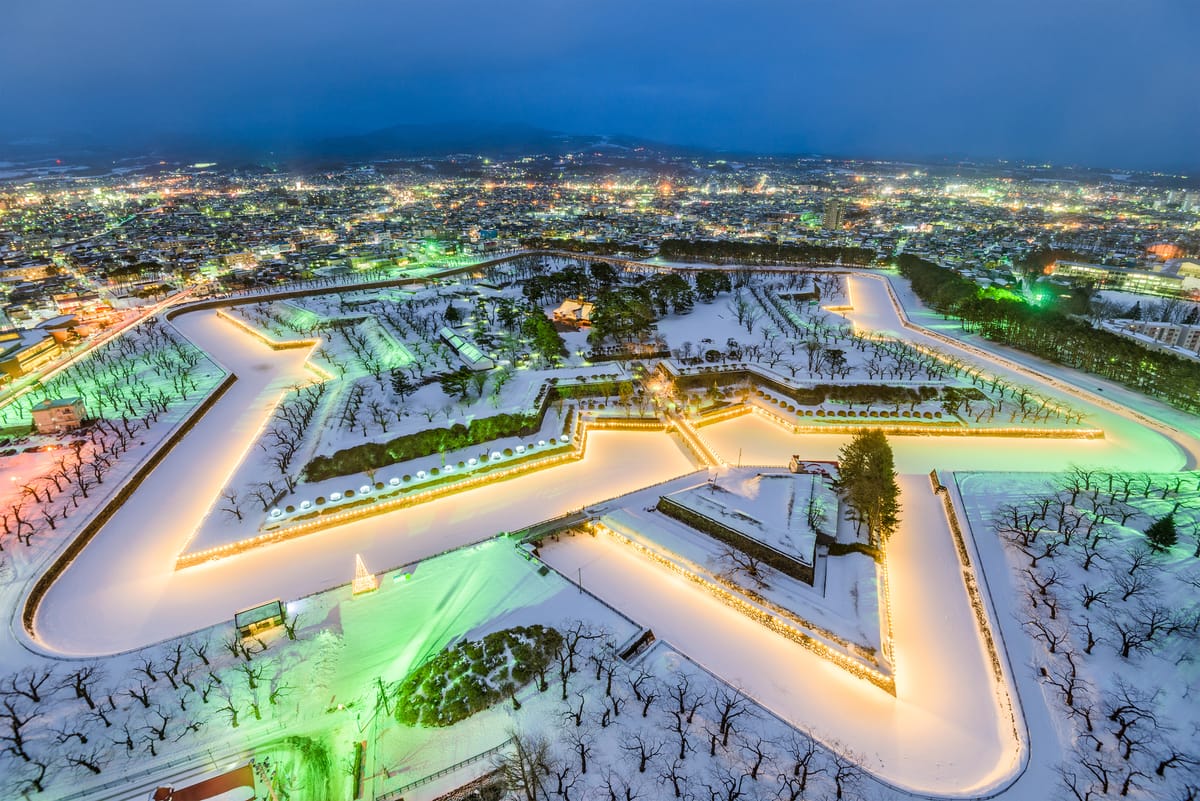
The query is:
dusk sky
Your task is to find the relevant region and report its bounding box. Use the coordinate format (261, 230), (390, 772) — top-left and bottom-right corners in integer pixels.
(4, 0), (1198, 169)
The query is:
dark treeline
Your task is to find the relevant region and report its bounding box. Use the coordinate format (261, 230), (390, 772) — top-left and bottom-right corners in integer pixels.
(519, 237), (650, 258)
(896, 254), (1200, 414)
(659, 239), (878, 266)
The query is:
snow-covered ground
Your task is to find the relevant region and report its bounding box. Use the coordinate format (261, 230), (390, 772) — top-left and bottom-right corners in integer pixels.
(7, 261), (1200, 800)
(664, 471), (828, 565)
(541, 471), (1017, 795)
(31, 307), (694, 653)
(953, 469), (1200, 801)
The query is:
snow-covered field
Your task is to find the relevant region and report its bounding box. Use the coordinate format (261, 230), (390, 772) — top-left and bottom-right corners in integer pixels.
(955, 470), (1200, 801)
(665, 471), (829, 565)
(4, 259), (1200, 800)
(541, 470), (1018, 795)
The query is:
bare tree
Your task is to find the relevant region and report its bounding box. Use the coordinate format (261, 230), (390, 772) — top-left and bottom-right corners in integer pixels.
(1058, 759), (1104, 801)
(830, 749), (862, 800)
(717, 545), (775, 588)
(658, 756), (689, 799)
(668, 674), (705, 725)
(667, 708), (694, 763)
(187, 638), (211, 665)
(560, 691), (586, 731)
(3, 667), (57, 703)
(86, 695), (116, 729)
(712, 685), (751, 748)
(1105, 612), (1154, 659)
(627, 663), (659, 718)
(782, 730), (825, 794)
(739, 734), (772, 780)
(268, 680), (291, 706)
(1104, 679), (1160, 760)
(1154, 747), (1199, 778)
(219, 488), (244, 521)
(702, 764), (751, 801)
(238, 663), (265, 691)
(143, 706), (172, 742)
(621, 732), (665, 774)
(1024, 615), (1070, 654)
(0, 697), (39, 761)
(1114, 569), (1154, 604)
(566, 727), (595, 775)
(1076, 583), (1109, 611)
(1039, 651), (1090, 709)
(218, 699), (240, 728)
(10, 757), (53, 795)
(135, 655), (159, 684)
(126, 681), (153, 709)
(52, 713), (91, 746)
(65, 745), (108, 775)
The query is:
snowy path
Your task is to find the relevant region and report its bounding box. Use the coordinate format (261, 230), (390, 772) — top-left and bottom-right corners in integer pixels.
(30, 310), (695, 654)
(543, 475), (1015, 795)
(844, 273), (1197, 469)
(18, 273), (1200, 797)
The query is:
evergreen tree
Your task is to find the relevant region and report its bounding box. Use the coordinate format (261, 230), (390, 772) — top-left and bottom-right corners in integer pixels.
(439, 367), (473, 401)
(589, 287), (656, 347)
(390, 369), (415, 400)
(1145, 514), (1177, 551)
(836, 429), (900, 546)
(695, 269), (732, 302)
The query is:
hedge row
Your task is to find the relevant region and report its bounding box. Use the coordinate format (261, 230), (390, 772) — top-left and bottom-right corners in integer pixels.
(672, 369), (979, 410)
(305, 411), (542, 482)
(656, 496), (815, 585)
(658, 238), (877, 266)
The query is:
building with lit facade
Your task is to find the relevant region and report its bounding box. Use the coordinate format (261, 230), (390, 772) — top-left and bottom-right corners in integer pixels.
(1048, 260), (1200, 299)
(31, 397), (86, 434)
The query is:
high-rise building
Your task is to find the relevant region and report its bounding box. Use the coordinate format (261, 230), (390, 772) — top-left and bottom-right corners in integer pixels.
(823, 198), (845, 230)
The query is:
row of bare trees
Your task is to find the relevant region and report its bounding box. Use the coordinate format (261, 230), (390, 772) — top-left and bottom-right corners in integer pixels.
(993, 469), (1200, 800)
(1, 319), (211, 430)
(1, 619), (305, 797)
(494, 621), (866, 801)
(0, 417), (156, 552)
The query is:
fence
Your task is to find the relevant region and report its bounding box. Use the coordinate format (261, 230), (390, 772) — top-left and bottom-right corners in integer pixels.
(375, 738), (514, 800)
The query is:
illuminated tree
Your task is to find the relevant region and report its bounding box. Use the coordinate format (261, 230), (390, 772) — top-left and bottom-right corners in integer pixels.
(835, 429), (900, 546)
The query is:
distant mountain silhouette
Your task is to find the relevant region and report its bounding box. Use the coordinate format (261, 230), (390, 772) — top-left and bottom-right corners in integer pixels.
(312, 121), (692, 159)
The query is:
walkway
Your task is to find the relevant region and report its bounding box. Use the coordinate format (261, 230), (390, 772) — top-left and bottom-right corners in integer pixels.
(15, 267), (1200, 797)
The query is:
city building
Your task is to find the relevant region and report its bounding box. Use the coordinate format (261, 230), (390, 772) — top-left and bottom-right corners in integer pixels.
(31, 397), (86, 434)
(1116, 320), (1200, 358)
(823, 198), (845, 230)
(1047, 260), (1200, 299)
(551, 296), (595, 327)
(0, 328), (62, 378)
